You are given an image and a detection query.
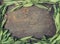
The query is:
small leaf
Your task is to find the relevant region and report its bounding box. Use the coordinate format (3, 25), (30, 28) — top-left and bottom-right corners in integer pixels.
(35, 4), (48, 10)
(1, 17), (7, 28)
(0, 28), (3, 40)
(14, 41), (21, 44)
(23, 3), (33, 7)
(50, 0), (59, 3)
(20, 36), (32, 41)
(23, 1), (33, 7)
(55, 12), (60, 25)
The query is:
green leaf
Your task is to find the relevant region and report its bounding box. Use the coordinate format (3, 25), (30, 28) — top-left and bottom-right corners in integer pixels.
(2, 6), (7, 16)
(55, 12), (60, 25)
(14, 41), (21, 44)
(1, 18), (7, 28)
(23, 3), (33, 7)
(51, 35), (60, 44)
(50, 0), (59, 3)
(20, 36), (32, 41)
(50, 33), (59, 42)
(0, 28), (3, 40)
(23, 0), (33, 7)
(55, 40), (60, 44)
(35, 4), (48, 10)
